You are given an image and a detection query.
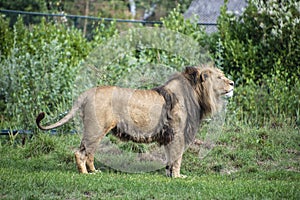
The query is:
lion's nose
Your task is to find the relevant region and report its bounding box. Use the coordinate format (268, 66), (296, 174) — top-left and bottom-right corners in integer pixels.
(229, 81), (234, 86)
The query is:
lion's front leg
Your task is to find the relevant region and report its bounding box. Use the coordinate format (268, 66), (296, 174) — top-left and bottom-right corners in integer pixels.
(164, 135), (185, 178)
(165, 165), (173, 177)
(171, 155), (184, 178)
(165, 154), (183, 178)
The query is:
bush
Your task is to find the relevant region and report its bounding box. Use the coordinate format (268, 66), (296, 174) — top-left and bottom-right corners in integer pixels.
(81, 6), (210, 90)
(218, 0), (300, 83)
(216, 0), (300, 125)
(0, 17), (90, 131)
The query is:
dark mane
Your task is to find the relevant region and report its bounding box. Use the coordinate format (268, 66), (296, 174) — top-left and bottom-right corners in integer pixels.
(164, 71), (203, 146)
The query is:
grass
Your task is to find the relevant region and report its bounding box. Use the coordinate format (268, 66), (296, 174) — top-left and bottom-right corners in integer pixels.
(0, 123), (299, 199)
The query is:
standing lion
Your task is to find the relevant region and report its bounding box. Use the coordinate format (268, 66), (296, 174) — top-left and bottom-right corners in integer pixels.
(36, 65), (234, 178)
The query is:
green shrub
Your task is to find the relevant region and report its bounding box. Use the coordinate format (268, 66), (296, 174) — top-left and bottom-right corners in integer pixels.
(216, 0), (300, 125)
(0, 16), (13, 58)
(24, 133), (58, 157)
(161, 5), (212, 65)
(82, 6), (211, 90)
(218, 0), (300, 83)
(0, 17), (90, 131)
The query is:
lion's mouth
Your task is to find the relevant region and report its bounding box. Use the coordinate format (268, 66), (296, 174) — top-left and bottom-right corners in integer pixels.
(223, 90), (234, 98)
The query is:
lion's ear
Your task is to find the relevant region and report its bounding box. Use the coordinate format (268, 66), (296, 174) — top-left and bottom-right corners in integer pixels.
(184, 67), (199, 84)
(200, 70), (211, 82)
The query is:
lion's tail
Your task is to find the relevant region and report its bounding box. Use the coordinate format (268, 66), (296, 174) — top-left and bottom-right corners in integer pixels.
(36, 110), (78, 131)
(36, 90), (88, 131)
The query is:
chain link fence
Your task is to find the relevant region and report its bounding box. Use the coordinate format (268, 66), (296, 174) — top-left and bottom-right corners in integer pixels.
(0, 9), (217, 35)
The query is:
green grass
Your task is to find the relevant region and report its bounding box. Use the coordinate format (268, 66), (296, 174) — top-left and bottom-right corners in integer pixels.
(0, 124), (299, 199)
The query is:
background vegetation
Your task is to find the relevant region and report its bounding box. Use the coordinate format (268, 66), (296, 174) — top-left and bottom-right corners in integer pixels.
(0, 0), (299, 199)
(216, 0), (300, 125)
(1, 0), (299, 130)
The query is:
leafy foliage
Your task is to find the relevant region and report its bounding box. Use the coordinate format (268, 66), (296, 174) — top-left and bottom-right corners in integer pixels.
(81, 6), (210, 90)
(216, 0), (300, 125)
(0, 17), (90, 130)
(0, 2), (299, 131)
(218, 0), (300, 83)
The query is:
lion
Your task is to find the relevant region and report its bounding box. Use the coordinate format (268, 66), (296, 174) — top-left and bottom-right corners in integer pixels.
(36, 64), (234, 178)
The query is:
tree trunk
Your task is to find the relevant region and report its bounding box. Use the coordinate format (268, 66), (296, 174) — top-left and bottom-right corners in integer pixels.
(128, 0), (136, 19)
(83, 0), (89, 37)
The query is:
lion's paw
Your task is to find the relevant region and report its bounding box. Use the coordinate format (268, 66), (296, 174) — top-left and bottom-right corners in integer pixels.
(89, 170), (101, 174)
(178, 174), (187, 178)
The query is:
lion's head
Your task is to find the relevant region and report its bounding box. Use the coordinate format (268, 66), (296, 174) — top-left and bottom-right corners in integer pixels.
(183, 64), (234, 117)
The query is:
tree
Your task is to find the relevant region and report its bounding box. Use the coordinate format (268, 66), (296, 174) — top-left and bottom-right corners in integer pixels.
(0, 0), (47, 12)
(0, 0), (48, 25)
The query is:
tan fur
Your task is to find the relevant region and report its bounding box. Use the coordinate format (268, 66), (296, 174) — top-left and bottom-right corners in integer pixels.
(36, 64), (234, 177)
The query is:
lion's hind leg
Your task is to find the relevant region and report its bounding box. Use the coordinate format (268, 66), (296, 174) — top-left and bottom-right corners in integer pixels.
(76, 136), (101, 174)
(76, 123), (116, 174)
(74, 145), (99, 174)
(75, 148), (88, 174)
(75, 140), (100, 174)
(86, 153), (99, 173)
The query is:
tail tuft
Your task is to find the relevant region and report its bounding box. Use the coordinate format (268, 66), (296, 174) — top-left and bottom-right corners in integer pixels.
(36, 112), (46, 130)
